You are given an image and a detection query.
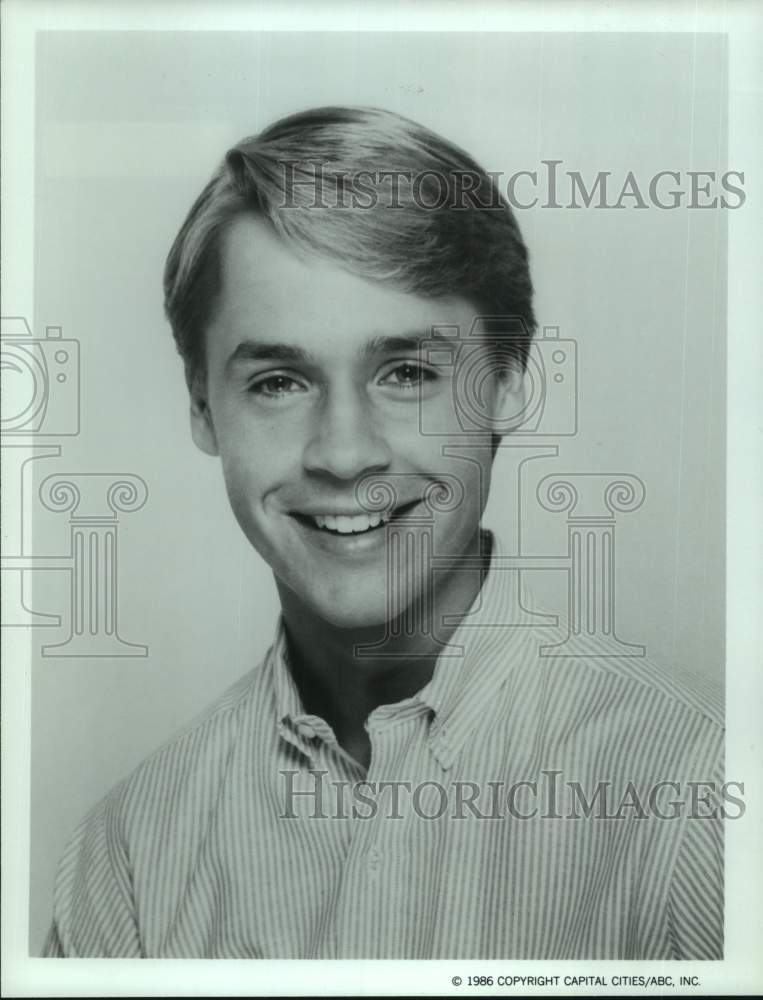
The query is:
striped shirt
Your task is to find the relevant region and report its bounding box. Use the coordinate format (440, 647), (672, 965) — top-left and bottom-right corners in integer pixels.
(43, 532), (724, 959)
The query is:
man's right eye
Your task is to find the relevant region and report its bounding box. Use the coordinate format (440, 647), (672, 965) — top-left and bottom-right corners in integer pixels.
(249, 373), (307, 398)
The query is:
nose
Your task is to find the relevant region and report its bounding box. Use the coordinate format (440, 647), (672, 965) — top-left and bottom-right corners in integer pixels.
(302, 385), (392, 481)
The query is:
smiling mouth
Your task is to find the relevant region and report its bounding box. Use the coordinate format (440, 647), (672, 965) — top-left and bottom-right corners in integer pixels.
(292, 499), (423, 535)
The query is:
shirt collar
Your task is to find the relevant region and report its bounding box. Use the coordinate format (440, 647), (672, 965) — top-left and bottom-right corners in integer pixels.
(271, 626), (334, 759)
(270, 530), (537, 768)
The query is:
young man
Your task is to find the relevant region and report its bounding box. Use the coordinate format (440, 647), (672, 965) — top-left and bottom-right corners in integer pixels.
(44, 107), (723, 959)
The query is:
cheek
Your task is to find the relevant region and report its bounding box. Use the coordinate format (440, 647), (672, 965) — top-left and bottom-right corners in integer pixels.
(212, 394), (307, 464)
(436, 446), (494, 512)
(214, 406), (288, 476)
(218, 461), (258, 538)
(216, 437), (272, 518)
(215, 424), (304, 530)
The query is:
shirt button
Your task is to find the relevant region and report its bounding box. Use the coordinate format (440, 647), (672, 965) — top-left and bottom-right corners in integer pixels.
(368, 848), (382, 868)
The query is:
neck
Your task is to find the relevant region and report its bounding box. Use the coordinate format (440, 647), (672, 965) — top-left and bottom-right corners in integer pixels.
(277, 530), (492, 767)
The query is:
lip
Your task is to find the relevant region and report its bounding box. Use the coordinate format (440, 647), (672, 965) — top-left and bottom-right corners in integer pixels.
(291, 499), (422, 519)
(288, 498), (427, 558)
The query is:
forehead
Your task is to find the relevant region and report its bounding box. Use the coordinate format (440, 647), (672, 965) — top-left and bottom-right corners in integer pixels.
(208, 215), (478, 356)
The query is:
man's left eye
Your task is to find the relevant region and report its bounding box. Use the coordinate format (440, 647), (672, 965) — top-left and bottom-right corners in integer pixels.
(380, 363), (437, 389)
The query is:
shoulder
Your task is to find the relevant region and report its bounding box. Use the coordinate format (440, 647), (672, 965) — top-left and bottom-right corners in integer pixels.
(518, 611), (724, 778)
(489, 539), (723, 747)
(553, 639), (723, 730)
(47, 652), (279, 955)
(524, 591), (722, 717)
(96, 649), (278, 840)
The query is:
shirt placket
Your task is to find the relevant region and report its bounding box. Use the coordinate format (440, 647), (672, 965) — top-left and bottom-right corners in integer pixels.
(331, 709), (420, 958)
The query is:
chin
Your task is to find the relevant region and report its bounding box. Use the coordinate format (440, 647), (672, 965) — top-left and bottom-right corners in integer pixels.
(311, 593), (393, 632)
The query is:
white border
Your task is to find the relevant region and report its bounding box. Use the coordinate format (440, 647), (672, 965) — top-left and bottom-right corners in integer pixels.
(2, 0), (761, 995)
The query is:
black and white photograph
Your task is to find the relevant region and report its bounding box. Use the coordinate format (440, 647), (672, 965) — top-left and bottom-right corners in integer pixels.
(2, 1), (761, 996)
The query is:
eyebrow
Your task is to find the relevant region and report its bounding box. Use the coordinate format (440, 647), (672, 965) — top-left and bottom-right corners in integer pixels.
(225, 328), (454, 373)
(226, 342), (311, 372)
(364, 329), (452, 354)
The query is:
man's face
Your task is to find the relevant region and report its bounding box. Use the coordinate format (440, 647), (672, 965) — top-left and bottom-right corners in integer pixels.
(192, 216), (522, 628)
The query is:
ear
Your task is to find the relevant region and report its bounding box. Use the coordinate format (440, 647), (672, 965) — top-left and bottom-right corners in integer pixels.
(188, 374), (219, 457)
(490, 362), (528, 436)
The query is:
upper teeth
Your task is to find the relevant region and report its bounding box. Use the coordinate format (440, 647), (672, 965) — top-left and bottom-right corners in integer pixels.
(313, 511), (391, 533)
